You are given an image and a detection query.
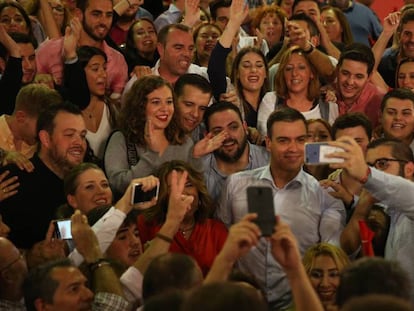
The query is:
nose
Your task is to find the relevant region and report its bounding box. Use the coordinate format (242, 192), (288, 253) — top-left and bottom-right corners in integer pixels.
(81, 286), (94, 302)
(320, 274), (330, 287)
(22, 58), (33, 71)
(191, 106), (199, 118)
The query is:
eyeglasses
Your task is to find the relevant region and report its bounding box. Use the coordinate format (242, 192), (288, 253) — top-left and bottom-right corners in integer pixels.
(366, 158), (408, 170)
(0, 253), (23, 273)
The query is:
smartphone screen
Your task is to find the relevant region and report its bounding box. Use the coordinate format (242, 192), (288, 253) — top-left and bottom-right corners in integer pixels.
(305, 142), (344, 165)
(54, 219), (72, 240)
(247, 186), (276, 236)
(131, 183), (159, 205)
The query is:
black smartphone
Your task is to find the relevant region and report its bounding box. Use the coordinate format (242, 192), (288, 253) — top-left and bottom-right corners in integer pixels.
(130, 183), (159, 205)
(247, 186), (276, 236)
(53, 219), (72, 240)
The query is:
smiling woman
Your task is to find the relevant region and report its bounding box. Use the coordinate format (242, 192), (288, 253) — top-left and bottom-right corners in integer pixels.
(302, 243), (350, 311)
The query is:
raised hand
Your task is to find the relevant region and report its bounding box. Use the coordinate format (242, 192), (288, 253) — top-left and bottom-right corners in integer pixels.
(63, 17), (81, 60)
(182, 0), (201, 28)
(166, 170), (194, 225)
(193, 131), (229, 158)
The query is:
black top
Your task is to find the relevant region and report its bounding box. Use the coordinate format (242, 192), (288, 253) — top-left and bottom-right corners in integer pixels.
(0, 154), (65, 249)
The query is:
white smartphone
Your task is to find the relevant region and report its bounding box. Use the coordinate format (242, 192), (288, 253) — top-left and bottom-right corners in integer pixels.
(53, 219), (72, 240)
(305, 142), (345, 165)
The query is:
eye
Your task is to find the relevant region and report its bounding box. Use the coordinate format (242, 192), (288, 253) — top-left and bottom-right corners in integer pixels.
(310, 270), (323, 278)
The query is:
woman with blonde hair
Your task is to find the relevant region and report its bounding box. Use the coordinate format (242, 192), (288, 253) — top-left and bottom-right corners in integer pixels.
(302, 243), (350, 311)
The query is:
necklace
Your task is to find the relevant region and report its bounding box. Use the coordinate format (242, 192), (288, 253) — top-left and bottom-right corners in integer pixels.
(180, 221), (195, 238)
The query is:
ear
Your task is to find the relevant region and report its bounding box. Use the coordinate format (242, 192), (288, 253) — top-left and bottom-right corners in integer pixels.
(34, 298), (48, 311)
(310, 35), (319, 47)
(265, 135), (271, 152)
(15, 110), (26, 123)
(404, 161), (414, 180)
(67, 194), (78, 209)
(242, 121), (248, 134)
(157, 42), (164, 58)
(38, 129), (51, 149)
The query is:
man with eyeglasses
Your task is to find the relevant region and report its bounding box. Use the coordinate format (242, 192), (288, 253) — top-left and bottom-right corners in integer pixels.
(0, 237), (27, 310)
(331, 136), (414, 303)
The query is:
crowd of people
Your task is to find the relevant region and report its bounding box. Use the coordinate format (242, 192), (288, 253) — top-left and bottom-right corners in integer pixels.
(0, 0), (414, 310)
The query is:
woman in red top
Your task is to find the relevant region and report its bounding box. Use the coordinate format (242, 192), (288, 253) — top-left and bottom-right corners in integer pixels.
(137, 160), (228, 276)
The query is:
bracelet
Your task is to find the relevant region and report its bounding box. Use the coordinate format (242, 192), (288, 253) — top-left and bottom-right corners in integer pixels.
(303, 41), (315, 54)
(155, 232), (173, 243)
(358, 166), (371, 184)
(88, 258), (111, 272)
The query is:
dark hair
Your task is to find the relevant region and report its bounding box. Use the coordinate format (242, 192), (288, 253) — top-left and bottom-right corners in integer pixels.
(290, 13), (319, 37)
(174, 73), (213, 98)
(367, 137), (414, 163)
(181, 282), (268, 311)
(36, 102), (82, 138)
(157, 23), (192, 47)
(266, 108), (307, 139)
(77, 45), (108, 67)
(142, 160), (213, 224)
(120, 75), (185, 146)
(380, 88), (414, 112)
(0, 1), (33, 38)
(9, 32), (38, 49)
(336, 257), (411, 307)
(331, 112), (372, 140)
(341, 294), (413, 311)
(23, 259), (73, 311)
(143, 290), (185, 311)
(292, 0), (321, 13)
(209, 0), (231, 21)
(125, 18), (157, 69)
(64, 162), (102, 196)
(338, 43), (375, 75)
(142, 253), (202, 301)
(320, 5), (353, 45)
(203, 101), (244, 132)
(231, 46), (270, 113)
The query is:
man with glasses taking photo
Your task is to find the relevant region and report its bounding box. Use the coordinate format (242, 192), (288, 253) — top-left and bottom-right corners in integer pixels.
(334, 135), (414, 303)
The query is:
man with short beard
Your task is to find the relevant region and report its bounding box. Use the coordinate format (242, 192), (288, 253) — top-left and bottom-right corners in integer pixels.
(0, 103), (87, 250)
(36, 0), (128, 98)
(202, 102), (269, 203)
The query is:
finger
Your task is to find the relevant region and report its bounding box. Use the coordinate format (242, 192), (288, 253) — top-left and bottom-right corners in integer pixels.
(45, 220), (56, 241)
(0, 170), (10, 182)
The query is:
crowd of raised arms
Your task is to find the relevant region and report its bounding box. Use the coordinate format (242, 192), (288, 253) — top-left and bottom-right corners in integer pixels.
(0, 0), (414, 310)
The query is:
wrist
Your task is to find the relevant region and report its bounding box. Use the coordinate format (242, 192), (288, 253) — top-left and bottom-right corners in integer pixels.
(357, 166), (371, 184)
(303, 41), (315, 54)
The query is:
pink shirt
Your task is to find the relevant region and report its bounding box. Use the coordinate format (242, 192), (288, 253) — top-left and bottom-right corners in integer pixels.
(36, 38), (127, 95)
(336, 82), (384, 129)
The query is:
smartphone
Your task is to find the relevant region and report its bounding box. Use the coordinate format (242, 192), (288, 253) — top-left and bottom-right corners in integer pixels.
(54, 219), (72, 240)
(305, 142), (345, 165)
(247, 186), (276, 236)
(131, 183), (159, 205)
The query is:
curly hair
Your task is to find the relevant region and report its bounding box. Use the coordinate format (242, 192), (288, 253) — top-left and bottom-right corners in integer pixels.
(119, 75), (186, 147)
(142, 160), (214, 224)
(251, 4), (286, 43)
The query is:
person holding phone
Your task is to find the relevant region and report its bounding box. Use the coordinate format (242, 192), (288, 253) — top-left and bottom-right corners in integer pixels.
(217, 107), (345, 310)
(137, 160), (228, 276)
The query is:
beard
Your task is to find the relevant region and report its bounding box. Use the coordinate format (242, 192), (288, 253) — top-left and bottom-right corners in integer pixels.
(82, 18), (108, 42)
(48, 145), (84, 175)
(214, 135), (248, 163)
